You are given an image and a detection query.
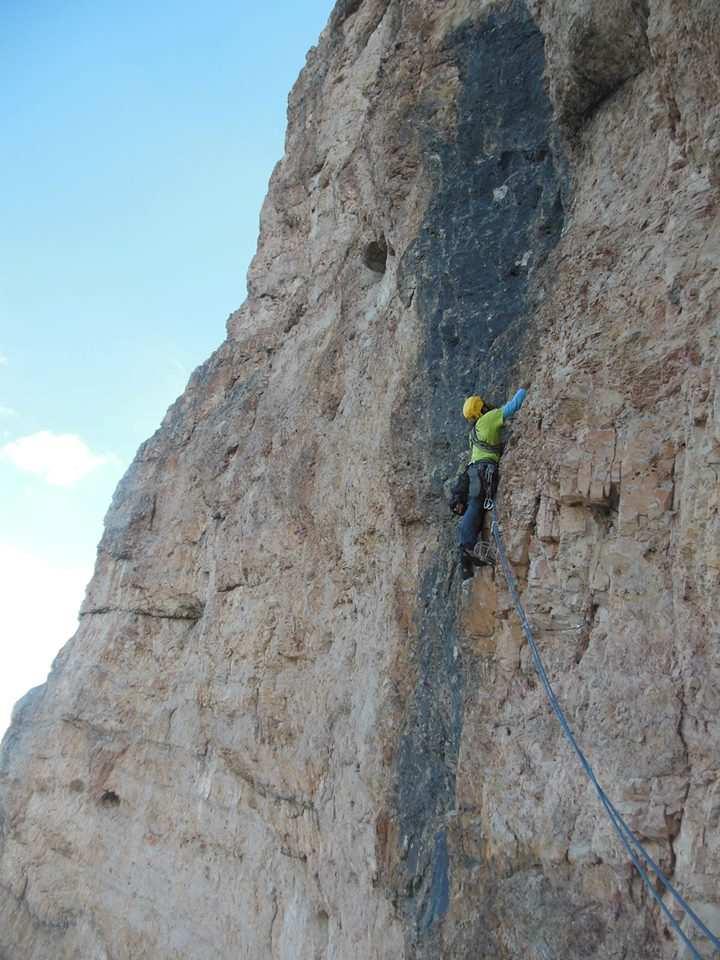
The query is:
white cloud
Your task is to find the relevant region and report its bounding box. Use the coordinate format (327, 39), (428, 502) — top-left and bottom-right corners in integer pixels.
(0, 543), (92, 736)
(0, 404), (17, 418)
(0, 431), (118, 487)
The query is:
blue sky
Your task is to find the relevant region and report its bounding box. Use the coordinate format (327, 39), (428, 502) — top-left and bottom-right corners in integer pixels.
(0, 0), (336, 733)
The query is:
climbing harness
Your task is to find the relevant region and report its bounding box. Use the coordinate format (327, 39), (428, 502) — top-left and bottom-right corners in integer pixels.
(467, 460), (498, 501)
(491, 504), (720, 960)
(468, 421), (504, 459)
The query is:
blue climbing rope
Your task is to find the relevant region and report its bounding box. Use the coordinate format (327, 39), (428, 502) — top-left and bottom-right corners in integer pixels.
(490, 505), (720, 960)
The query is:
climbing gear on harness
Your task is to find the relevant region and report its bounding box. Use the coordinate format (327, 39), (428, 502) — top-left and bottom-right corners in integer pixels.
(483, 497), (494, 510)
(462, 395), (484, 421)
(491, 504), (720, 960)
(467, 460), (498, 501)
(448, 465), (470, 515)
(473, 539), (496, 566)
(459, 541), (496, 581)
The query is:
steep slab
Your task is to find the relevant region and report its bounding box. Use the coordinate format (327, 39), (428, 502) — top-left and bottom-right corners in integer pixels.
(1, 1), (719, 958)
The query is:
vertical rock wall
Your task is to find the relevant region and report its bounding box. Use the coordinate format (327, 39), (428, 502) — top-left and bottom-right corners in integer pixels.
(394, 5), (566, 953)
(1, 1), (718, 958)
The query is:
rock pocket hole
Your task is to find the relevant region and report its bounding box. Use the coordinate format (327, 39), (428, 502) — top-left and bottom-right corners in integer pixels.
(100, 789), (121, 807)
(362, 238), (389, 274)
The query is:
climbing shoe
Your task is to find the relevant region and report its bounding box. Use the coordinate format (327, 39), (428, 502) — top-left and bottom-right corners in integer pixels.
(459, 547), (475, 580)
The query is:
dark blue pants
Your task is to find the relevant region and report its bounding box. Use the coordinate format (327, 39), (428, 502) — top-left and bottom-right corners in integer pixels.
(458, 496), (486, 550)
(457, 461), (498, 550)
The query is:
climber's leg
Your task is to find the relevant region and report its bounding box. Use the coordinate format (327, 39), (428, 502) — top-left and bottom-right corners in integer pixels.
(459, 496), (484, 551)
(457, 496), (484, 579)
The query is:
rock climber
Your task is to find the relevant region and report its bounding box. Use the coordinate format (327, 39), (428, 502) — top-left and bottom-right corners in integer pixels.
(451, 385), (528, 580)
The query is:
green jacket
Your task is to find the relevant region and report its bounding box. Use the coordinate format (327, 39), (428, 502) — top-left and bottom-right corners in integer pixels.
(468, 408), (504, 464)
(467, 388), (527, 463)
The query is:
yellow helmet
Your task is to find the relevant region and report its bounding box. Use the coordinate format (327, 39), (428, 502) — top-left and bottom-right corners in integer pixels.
(462, 395), (484, 421)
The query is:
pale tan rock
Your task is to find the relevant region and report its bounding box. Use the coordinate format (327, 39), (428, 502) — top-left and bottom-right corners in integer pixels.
(458, 573), (497, 651)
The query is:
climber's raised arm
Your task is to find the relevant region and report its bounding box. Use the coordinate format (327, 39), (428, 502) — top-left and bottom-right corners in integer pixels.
(501, 386), (527, 420)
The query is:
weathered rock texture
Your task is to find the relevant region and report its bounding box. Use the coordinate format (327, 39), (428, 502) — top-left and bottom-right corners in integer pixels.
(2, 1), (719, 958)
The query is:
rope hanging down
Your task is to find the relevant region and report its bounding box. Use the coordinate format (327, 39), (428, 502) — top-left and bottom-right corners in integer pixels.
(490, 505), (720, 960)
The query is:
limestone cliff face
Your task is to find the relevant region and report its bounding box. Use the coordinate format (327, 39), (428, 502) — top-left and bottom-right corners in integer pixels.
(1, 1), (719, 958)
